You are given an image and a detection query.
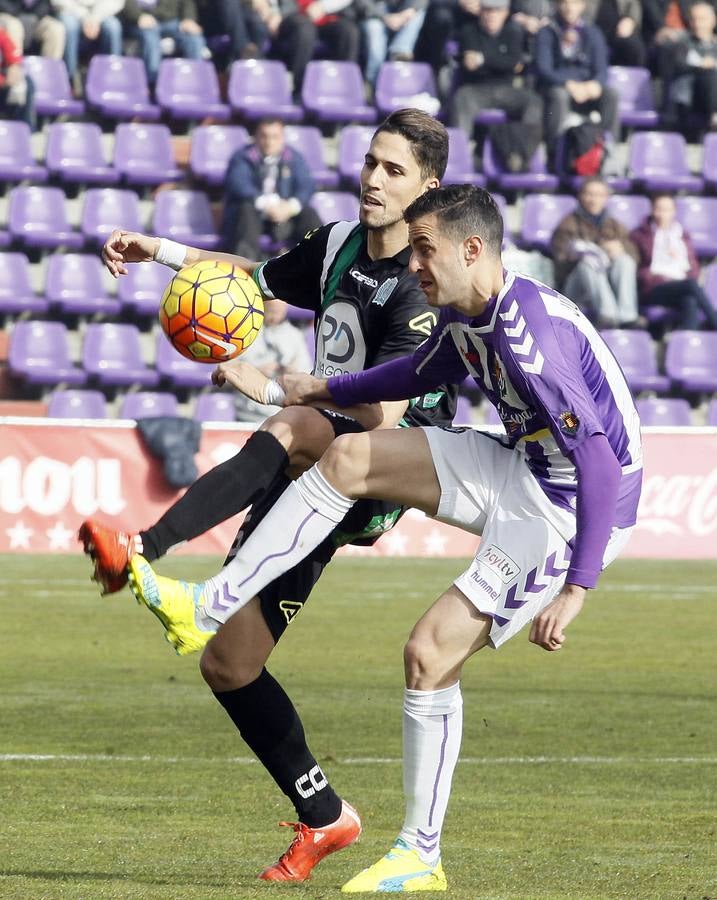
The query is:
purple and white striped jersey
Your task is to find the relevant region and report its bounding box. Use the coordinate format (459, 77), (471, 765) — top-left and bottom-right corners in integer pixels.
(410, 271), (643, 526)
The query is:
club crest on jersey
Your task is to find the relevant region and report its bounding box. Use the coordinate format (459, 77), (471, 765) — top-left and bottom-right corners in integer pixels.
(560, 411), (580, 435)
(371, 276), (398, 306)
(409, 311), (437, 335)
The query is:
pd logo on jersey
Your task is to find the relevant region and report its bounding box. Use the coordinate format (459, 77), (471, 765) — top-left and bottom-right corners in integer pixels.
(409, 311), (437, 336)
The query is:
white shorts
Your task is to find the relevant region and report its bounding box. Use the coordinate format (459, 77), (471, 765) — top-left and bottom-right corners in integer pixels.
(424, 427), (633, 649)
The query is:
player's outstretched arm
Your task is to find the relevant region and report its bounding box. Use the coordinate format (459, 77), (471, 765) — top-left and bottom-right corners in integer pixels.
(101, 230), (258, 278)
(529, 583), (586, 651)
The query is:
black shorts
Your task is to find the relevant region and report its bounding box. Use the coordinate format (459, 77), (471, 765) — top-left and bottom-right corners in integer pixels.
(222, 409), (404, 642)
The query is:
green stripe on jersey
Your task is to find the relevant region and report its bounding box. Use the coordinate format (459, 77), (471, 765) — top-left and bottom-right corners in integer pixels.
(321, 225), (364, 310)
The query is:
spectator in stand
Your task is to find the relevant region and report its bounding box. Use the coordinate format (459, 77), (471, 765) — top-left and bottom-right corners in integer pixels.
(51, 0), (123, 85)
(631, 193), (717, 331)
(414, 0), (481, 75)
(550, 176), (640, 327)
(643, 0), (692, 81)
(511, 0), (553, 59)
(0, 24), (35, 126)
(534, 0), (618, 154)
(663, 2), (717, 128)
(197, 0), (268, 62)
(220, 117), (322, 259)
(585, 0), (645, 67)
(231, 299), (313, 422)
(0, 0), (65, 60)
(358, 0), (427, 85)
(270, 0), (359, 97)
(449, 0), (543, 162)
(122, 0), (206, 85)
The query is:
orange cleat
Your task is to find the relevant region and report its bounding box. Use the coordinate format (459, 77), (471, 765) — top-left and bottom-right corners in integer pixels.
(78, 519), (139, 595)
(259, 801), (362, 882)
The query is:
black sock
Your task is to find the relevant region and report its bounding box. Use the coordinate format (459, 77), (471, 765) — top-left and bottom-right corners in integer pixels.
(140, 430), (289, 562)
(214, 669), (342, 828)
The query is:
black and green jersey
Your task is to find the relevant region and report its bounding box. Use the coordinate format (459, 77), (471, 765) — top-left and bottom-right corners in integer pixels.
(253, 220), (457, 428)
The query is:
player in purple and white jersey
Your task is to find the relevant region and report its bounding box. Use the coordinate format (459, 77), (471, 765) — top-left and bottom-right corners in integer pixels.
(129, 184), (642, 893)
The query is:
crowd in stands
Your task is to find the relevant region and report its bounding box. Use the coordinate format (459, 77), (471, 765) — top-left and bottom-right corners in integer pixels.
(2, 0), (717, 424)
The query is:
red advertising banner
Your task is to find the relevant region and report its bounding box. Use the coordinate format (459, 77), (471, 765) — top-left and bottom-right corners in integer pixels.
(1, 420), (716, 559)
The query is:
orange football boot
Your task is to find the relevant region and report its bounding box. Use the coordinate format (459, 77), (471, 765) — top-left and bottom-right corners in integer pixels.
(259, 801), (362, 882)
(78, 519), (140, 594)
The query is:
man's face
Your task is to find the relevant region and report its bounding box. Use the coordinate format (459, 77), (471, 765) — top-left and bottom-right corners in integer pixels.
(579, 180), (610, 216)
(359, 130), (435, 231)
(690, 2), (716, 39)
(558, 0), (585, 26)
(256, 121), (285, 157)
(480, 6), (509, 34)
(652, 196), (677, 228)
(408, 214), (471, 308)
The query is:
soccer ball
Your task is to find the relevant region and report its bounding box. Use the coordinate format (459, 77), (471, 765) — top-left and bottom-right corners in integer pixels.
(159, 260), (264, 363)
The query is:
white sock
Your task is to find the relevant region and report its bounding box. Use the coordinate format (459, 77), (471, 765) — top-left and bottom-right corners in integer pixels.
(398, 683), (463, 866)
(202, 465), (355, 623)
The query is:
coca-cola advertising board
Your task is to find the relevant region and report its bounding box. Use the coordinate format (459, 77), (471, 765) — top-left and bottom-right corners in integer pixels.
(1, 419), (716, 558)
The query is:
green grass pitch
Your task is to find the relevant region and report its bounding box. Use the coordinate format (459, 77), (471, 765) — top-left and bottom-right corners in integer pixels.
(1, 554), (715, 899)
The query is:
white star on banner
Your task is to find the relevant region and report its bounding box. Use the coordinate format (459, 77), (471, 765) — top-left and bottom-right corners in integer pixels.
(46, 521), (75, 551)
(6, 521), (34, 549)
(381, 529), (410, 556)
(423, 529), (449, 556)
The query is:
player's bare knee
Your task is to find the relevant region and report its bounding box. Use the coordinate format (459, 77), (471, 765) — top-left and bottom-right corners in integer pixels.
(319, 433), (368, 495)
(262, 407), (330, 471)
(403, 635), (443, 688)
(199, 641), (260, 692)
(260, 408), (298, 453)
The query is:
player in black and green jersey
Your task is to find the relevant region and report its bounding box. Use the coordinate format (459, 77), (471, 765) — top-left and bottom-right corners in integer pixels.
(80, 108), (456, 882)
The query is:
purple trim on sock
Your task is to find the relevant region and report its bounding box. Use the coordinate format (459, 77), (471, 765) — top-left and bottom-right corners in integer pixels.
(236, 509), (317, 594)
(427, 714), (448, 827)
(416, 828), (439, 854)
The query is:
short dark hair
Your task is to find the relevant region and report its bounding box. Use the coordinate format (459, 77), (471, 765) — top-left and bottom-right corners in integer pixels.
(579, 176), (609, 194)
(403, 184), (504, 256)
(255, 117), (284, 132)
(373, 108), (449, 181)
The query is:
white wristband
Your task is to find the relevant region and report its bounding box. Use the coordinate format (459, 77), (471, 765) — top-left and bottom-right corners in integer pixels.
(155, 238), (187, 271)
(264, 379), (286, 406)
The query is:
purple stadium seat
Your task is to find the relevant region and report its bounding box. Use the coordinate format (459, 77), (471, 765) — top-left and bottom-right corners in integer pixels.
(600, 329), (669, 394)
(8, 320), (86, 386)
(0, 253), (48, 315)
(113, 123), (182, 187)
(665, 331), (717, 394)
(45, 122), (118, 186)
(636, 397), (693, 426)
(453, 394), (473, 425)
(22, 55), (84, 117)
(675, 196), (717, 258)
(0, 231), (10, 248)
(443, 128), (485, 187)
(301, 61), (376, 125)
(155, 332), (212, 389)
(156, 58), (231, 121)
(474, 108), (507, 126)
(152, 190), (220, 250)
(45, 254), (120, 316)
(304, 324), (315, 365)
(482, 138), (559, 193)
(47, 389), (108, 419)
(189, 125), (249, 186)
(83, 323), (159, 388)
(118, 261), (172, 316)
(607, 194), (651, 232)
(607, 66), (659, 129)
(284, 125), (339, 189)
(227, 59), (302, 122)
(492, 193), (511, 245)
(628, 132), (704, 193)
(337, 125), (376, 188)
(703, 264), (717, 312)
(194, 392), (236, 422)
(374, 61), (439, 117)
(706, 398), (717, 426)
(120, 391), (179, 419)
(8, 186), (83, 250)
(702, 133), (717, 191)
(85, 55), (160, 121)
(81, 187), (143, 246)
(311, 191), (360, 224)
(0, 121), (47, 183)
(519, 194), (576, 252)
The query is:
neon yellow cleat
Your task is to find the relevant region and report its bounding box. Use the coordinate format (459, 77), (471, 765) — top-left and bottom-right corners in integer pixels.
(127, 555), (216, 656)
(341, 840), (447, 893)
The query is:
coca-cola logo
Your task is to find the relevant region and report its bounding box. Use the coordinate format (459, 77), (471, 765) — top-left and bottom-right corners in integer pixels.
(636, 469), (717, 537)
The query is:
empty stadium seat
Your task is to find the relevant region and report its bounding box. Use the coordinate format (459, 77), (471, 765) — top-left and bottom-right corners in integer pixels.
(628, 132), (704, 193)
(156, 58), (231, 121)
(85, 55), (160, 121)
(519, 194), (576, 252)
(311, 191), (360, 224)
(284, 125), (339, 189)
(607, 66), (659, 129)
(443, 128), (485, 187)
(113, 123), (182, 187)
(482, 138), (558, 193)
(228, 59), (303, 122)
(702, 133), (717, 192)
(47, 389), (108, 419)
(600, 329), (669, 394)
(194, 392), (236, 422)
(45, 122), (118, 186)
(675, 196), (717, 258)
(665, 331), (717, 394)
(117, 261), (172, 316)
(81, 187), (143, 246)
(119, 391), (179, 419)
(301, 61), (376, 124)
(189, 125), (249, 186)
(23, 55), (85, 117)
(337, 125), (376, 188)
(8, 320), (86, 386)
(0, 253), (48, 316)
(45, 254), (120, 316)
(706, 398), (717, 426)
(83, 323), (159, 387)
(636, 397), (693, 426)
(155, 333), (213, 390)
(607, 194), (651, 232)
(152, 190), (220, 250)
(8, 186), (83, 250)
(374, 61), (439, 117)
(0, 121), (47, 183)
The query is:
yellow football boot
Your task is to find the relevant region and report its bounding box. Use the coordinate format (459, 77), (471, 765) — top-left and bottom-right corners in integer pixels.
(341, 840), (447, 893)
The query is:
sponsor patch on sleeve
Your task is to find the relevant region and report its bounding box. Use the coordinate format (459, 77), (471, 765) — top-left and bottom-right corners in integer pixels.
(559, 411), (580, 436)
